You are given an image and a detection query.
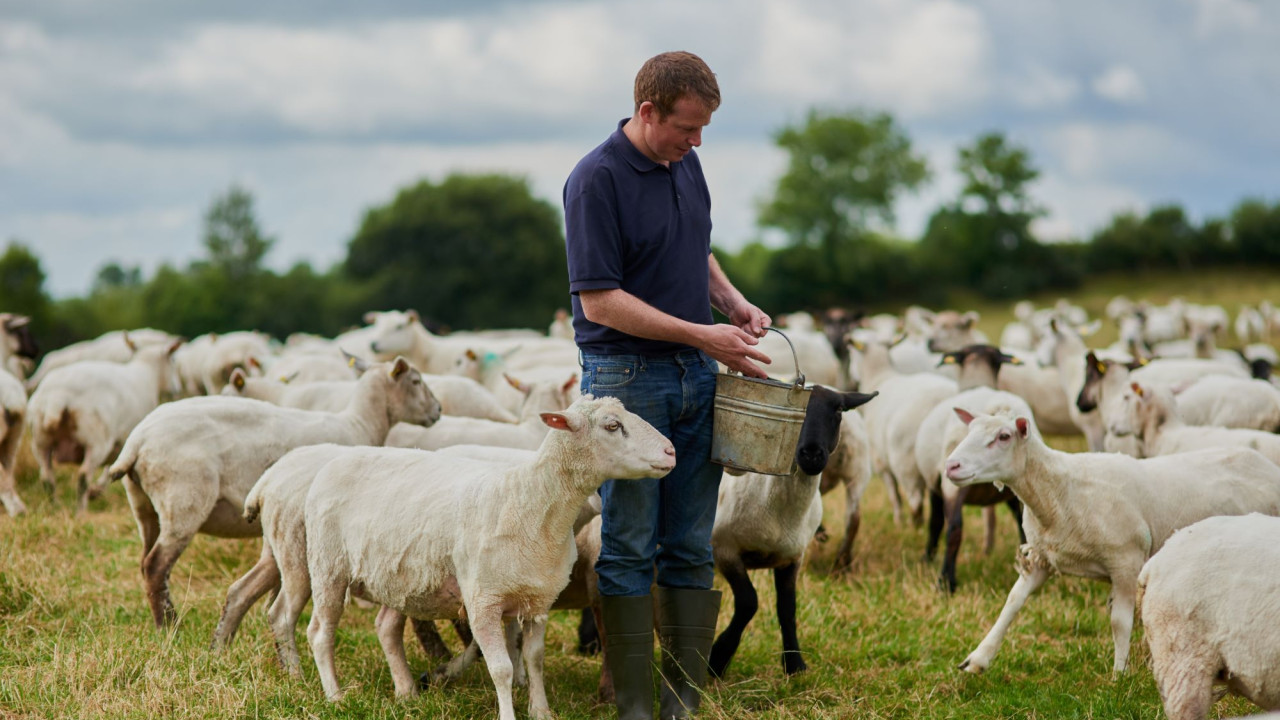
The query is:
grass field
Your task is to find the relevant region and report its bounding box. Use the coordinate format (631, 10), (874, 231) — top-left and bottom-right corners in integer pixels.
(2, 269), (1275, 719)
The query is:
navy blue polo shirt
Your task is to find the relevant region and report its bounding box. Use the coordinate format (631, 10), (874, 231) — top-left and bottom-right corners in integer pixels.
(563, 119), (714, 355)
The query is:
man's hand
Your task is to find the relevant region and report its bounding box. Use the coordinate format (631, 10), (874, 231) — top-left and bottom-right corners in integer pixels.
(728, 302), (771, 339)
(698, 324), (772, 378)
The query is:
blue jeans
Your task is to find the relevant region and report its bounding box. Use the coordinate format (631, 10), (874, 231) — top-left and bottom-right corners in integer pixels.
(580, 349), (722, 597)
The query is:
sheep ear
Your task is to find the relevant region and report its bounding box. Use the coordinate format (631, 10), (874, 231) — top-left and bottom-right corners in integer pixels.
(540, 411), (578, 432)
(505, 373), (531, 395)
(954, 407), (976, 426)
(961, 311), (979, 329)
(406, 309), (420, 325)
(1016, 417), (1031, 438)
(1079, 319), (1102, 337)
(389, 357), (411, 379)
(123, 330), (137, 354)
(1001, 353), (1022, 366)
(363, 311), (379, 325)
(1130, 381), (1145, 397)
(847, 337), (865, 352)
(561, 374), (579, 395)
(231, 368), (246, 390)
(465, 349), (478, 361)
(247, 355), (262, 371)
(994, 480), (1005, 492)
(5, 315), (30, 330)
(166, 339), (183, 356)
(343, 350), (370, 375)
(939, 353), (958, 366)
(281, 371), (300, 384)
(841, 390), (877, 411)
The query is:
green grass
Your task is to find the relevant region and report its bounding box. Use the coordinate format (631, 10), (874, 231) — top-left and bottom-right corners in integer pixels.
(3, 440), (1260, 719)
(3, 269), (1273, 719)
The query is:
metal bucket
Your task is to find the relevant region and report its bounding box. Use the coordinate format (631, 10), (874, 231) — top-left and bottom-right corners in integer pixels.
(711, 328), (812, 476)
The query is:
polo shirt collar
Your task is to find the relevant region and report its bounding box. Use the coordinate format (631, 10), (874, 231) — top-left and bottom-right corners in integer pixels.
(612, 118), (664, 173)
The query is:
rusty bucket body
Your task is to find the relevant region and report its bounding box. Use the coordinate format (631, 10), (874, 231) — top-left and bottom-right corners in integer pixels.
(710, 328), (812, 476)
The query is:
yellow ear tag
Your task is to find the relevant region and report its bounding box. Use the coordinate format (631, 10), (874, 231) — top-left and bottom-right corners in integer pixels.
(348, 357), (357, 368)
(1095, 361), (1107, 374)
(1134, 384), (1144, 397)
(942, 354), (956, 364)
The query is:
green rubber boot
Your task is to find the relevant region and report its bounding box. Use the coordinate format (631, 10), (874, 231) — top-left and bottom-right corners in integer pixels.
(657, 587), (722, 719)
(601, 594), (656, 720)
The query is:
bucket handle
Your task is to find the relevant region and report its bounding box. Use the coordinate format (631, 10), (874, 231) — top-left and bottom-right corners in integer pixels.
(730, 326), (805, 387)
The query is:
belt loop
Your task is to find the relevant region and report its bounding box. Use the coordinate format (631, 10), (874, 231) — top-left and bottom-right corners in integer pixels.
(638, 354), (648, 372)
(577, 348), (585, 368)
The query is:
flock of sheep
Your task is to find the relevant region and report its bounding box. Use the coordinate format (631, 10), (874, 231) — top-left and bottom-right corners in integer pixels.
(1, 295), (1279, 720)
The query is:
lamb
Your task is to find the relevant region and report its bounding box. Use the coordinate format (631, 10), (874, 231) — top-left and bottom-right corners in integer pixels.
(27, 338), (183, 511)
(708, 386), (877, 678)
(943, 408), (1280, 674)
(106, 357), (441, 627)
(0, 371), (29, 516)
(224, 365), (518, 423)
(819, 406), (874, 573)
(386, 373), (577, 451)
(913, 345), (1027, 592)
(1109, 381), (1280, 464)
(285, 395), (674, 720)
(1138, 513), (1280, 720)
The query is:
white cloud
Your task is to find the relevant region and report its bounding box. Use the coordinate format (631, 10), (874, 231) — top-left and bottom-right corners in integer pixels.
(749, 0), (992, 118)
(1092, 65), (1146, 105)
(1031, 173), (1146, 241)
(1008, 64), (1081, 110)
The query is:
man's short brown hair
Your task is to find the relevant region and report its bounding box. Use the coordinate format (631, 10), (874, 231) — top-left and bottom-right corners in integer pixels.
(633, 51), (720, 117)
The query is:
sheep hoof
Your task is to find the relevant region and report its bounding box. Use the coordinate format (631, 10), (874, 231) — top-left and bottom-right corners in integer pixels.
(959, 657), (985, 674)
(782, 652), (808, 675)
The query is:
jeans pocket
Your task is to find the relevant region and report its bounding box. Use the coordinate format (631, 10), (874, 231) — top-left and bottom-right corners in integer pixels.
(586, 360), (640, 392)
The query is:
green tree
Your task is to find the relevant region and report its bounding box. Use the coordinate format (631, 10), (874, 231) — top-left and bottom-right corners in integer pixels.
(203, 185), (274, 282)
(919, 132), (1075, 297)
(344, 173), (566, 330)
(1230, 198), (1280, 264)
(760, 109), (929, 254)
(0, 242), (52, 323)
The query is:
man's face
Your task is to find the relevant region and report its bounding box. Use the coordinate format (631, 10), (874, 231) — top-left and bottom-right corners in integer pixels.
(640, 96), (712, 165)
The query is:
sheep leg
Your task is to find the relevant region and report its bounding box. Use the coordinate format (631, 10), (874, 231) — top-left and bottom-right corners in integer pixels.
(31, 434), (56, 498)
(709, 557), (757, 679)
(881, 471), (904, 526)
(0, 467), (27, 517)
(981, 506), (997, 555)
(774, 562), (807, 675)
(141, 529), (194, 628)
(959, 558), (1051, 673)
(467, 601), (518, 720)
(74, 443), (112, 513)
(577, 607), (601, 655)
(1148, 633), (1219, 720)
(427, 637), (481, 686)
(593, 598), (615, 703)
(832, 481), (862, 573)
(122, 478), (160, 558)
(521, 616), (552, 720)
(212, 545), (281, 649)
(1108, 577), (1139, 674)
(940, 487), (968, 594)
(411, 618), (452, 661)
(374, 606), (417, 698)
(308, 575), (349, 701)
(505, 617), (527, 688)
(268, 549), (313, 677)
(923, 490), (945, 562)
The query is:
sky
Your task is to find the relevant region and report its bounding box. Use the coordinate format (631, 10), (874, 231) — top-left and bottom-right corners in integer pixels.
(3, 0), (1278, 298)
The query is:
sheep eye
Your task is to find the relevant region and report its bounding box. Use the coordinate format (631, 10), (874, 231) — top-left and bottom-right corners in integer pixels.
(605, 421), (621, 432)
(997, 431), (1011, 442)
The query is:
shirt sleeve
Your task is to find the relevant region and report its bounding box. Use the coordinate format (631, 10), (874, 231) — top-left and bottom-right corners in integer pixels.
(564, 173), (624, 294)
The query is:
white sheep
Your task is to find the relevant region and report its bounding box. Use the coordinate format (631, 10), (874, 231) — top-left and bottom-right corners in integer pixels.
(1169, 374), (1280, 431)
(1109, 381), (1280, 465)
(106, 357), (441, 628)
(27, 339), (182, 511)
(708, 386), (877, 678)
(943, 408), (1280, 674)
(0, 371), (29, 516)
(1138, 513), (1280, 720)
(756, 327), (842, 389)
(386, 373), (577, 451)
(818, 406), (873, 573)
(287, 395), (674, 720)
(224, 366), (518, 423)
(25, 328), (178, 390)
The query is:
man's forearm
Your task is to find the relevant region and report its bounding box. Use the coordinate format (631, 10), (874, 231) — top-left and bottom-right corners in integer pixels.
(708, 254), (745, 319)
(578, 289), (706, 346)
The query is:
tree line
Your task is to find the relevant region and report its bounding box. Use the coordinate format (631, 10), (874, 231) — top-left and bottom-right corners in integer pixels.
(5, 109), (1280, 353)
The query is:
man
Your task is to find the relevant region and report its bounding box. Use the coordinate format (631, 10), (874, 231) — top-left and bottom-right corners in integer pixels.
(562, 51), (772, 719)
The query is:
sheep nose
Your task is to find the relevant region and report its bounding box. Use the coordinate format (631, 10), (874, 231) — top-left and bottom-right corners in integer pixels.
(664, 445), (676, 458)
(945, 460), (963, 479)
